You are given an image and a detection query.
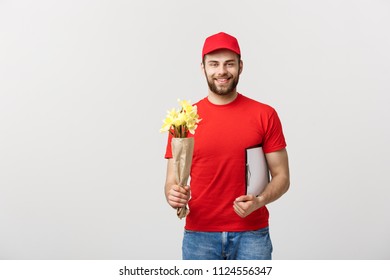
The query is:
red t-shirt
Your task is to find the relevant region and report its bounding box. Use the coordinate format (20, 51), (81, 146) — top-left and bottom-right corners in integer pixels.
(165, 93), (286, 231)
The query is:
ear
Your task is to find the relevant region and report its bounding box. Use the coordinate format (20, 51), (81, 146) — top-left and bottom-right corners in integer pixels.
(200, 62), (205, 71)
(239, 60), (243, 74)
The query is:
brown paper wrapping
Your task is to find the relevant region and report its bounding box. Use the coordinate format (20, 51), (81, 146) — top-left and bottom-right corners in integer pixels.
(171, 137), (194, 219)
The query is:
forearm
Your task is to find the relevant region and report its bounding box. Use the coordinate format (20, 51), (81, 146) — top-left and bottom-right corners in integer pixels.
(164, 159), (190, 208)
(257, 148), (290, 207)
(164, 179), (176, 202)
(257, 173), (290, 206)
(234, 173), (289, 218)
(164, 158), (175, 201)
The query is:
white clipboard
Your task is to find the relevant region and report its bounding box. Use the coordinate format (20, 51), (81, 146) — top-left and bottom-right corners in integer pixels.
(245, 145), (270, 196)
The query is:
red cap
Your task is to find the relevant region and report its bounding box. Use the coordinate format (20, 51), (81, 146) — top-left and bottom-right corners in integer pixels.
(202, 32), (241, 58)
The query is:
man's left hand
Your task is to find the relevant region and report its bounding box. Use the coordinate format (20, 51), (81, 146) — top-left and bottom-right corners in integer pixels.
(233, 195), (265, 218)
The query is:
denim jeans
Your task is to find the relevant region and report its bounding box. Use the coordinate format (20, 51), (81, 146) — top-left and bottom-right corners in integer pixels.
(182, 227), (273, 260)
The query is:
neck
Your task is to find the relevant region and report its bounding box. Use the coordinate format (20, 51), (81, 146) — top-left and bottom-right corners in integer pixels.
(207, 91), (238, 105)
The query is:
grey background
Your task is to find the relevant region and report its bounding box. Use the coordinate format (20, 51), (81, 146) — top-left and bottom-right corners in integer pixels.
(1, 0), (389, 259)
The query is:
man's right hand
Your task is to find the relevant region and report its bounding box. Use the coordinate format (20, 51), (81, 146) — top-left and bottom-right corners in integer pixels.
(166, 184), (190, 209)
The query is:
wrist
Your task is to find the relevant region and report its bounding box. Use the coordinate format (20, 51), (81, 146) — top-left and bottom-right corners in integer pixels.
(256, 195), (267, 207)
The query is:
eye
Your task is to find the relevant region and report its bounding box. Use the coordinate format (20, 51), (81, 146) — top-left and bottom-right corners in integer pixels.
(209, 62), (218, 67)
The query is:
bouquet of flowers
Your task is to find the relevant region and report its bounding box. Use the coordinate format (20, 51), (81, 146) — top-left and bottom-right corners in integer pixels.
(160, 99), (201, 219)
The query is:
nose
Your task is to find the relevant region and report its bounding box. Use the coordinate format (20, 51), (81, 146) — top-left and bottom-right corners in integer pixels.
(216, 64), (228, 76)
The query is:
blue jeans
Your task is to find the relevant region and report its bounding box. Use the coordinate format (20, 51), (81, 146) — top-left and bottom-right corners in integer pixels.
(182, 227), (273, 260)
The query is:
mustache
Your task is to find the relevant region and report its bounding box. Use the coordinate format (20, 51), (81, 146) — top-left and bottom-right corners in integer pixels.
(214, 75), (231, 79)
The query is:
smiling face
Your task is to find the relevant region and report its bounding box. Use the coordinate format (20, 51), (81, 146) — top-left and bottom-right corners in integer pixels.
(202, 49), (243, 97)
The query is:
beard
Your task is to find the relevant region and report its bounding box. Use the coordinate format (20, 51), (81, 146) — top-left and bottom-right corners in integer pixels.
(205, 71), (240, 96)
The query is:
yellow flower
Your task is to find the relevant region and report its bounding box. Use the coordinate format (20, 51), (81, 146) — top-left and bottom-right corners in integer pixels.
(160, 99), (201, 137)
(179, 99), (193, 113)
(159, 108), (178, 133)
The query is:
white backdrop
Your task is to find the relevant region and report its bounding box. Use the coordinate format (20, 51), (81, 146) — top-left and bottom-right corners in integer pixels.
(1, 0), (389, 260)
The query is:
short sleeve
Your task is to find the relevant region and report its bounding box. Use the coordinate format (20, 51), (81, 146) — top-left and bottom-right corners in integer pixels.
(262, 110), (286, 153)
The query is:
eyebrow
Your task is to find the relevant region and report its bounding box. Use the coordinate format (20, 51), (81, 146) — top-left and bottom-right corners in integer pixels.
(207, 59), (237, 64)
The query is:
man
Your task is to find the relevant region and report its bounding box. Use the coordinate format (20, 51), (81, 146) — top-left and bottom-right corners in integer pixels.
(164, 32), (290, 260)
